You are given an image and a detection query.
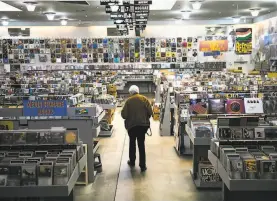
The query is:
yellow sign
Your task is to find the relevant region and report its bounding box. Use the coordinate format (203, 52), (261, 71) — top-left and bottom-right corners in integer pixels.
(268, 72), (277, 78)
(199, 40), (228, 52)
(235, 41), (252, 54)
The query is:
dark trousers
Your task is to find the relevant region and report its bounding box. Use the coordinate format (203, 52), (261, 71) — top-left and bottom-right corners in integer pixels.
(128, 126), (148, 168)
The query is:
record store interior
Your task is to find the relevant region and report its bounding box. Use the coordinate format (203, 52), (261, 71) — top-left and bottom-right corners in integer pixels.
(1, 0), (277, 201)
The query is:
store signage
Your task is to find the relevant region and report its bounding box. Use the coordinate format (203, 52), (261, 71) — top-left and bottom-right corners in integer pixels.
(135, 13), (148, 18)
(134, 5), (149, 13)
(105, 6), (112, 13)
(135, 24), (146, 28)
(204, 51), (221, 57)
(100, 0), (119, 5)
(134, 0), (152, 4)
(199, 40), (228, 52)
(23, 100), (67, 116)
(136, 18), (148, 22)
(135, 21), (147, 25)
(235, 28), (252, 55)
(111, 13), (124, 19)
(117, 24), (127, 30)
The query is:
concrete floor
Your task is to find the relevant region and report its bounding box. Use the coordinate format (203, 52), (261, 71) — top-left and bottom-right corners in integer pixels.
(75, 110), (222, 201)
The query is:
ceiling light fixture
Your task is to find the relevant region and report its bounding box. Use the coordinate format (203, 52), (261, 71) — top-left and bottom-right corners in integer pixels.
(60, 19), (68, 26)
(250, 8), (261, 17)
(181, 10), (192, 19)
(44, 12), (56, 20)
(110, 5), (119, 12)
(191, 1), (202, 10)
(1, 19), (9, 26)
(210, 27), (216, 32)
(24, 1), (37, 12)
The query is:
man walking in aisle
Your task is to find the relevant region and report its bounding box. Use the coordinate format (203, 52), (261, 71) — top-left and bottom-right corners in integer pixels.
(121, 85), (153, 172)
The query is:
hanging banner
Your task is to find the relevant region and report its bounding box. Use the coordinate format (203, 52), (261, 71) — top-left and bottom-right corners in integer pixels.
(23, 100), (67, 116)
(235, 28), (252, 55)
(199, 40), (228, 52)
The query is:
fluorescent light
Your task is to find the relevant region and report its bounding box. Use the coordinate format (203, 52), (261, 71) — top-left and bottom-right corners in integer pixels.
(2, 20), (9, 26)
(210, 27), (215, 32)
(192, 2), (202, 10)
(45, 12), (56, 20)
(181, 10), (191, 19)
(24, 2), (37, 12)
(0, 1), (21, 11)
(110, 5), (119, 12)
(232, 16), (241, 23)
(251, 10), (259, 17)
(250, 9), (260, 17)
(150, 0), (176, 10)
(61, 19), (67, 26)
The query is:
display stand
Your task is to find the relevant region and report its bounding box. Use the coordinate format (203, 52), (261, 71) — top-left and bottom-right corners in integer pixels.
(160, 89), (174, 136)
(208, 150), (277, 201)
(0, 152), (87, 200)
(98, 103), (117, 137)
(185, 125), (222, 189)
(0, 109), (105, 183)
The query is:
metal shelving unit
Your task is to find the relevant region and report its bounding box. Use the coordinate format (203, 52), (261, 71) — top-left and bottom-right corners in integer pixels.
(185, 125), (222, 189)
(208, 150), (277, 201)
(0, 152), (87, 201)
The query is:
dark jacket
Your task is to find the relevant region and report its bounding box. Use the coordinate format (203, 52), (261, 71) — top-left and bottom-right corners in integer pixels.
(121, 94), (153, 131)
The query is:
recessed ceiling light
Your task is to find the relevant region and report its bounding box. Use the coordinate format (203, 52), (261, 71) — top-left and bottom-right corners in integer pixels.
(181, 10), (192, 19)
(1, 19), (9, 26)
(250, 8), (261, 17)
(150, 0), (176, 10)
(190, 1), (202, 10)
(0, 2), (21, 11)
(24, 1), (37, 12)
(44, 12), (56, 20)
(60, 19), (68, 26)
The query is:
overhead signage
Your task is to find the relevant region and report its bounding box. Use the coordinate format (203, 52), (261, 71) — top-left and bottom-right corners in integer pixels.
(23, 100), (67, 117)
(134, 5), (149, 13)
(105, 6), (112, 13)
(235, 28), (252, 55)
(135, 18), (148, 22)
(134, 0), (152, 4)
(117, 24), (128, 30)
(136, 24), (146, 28)
(135, 13), (148, 18)
(135, 21), (147, 25)
(110, 12), (132, 20)
(100, 0), (119, 5)
(199, 40), (228, 52)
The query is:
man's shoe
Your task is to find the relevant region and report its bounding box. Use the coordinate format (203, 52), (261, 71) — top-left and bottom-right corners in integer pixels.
(127, 160), (135, 167)
(141, 167), (147, 172)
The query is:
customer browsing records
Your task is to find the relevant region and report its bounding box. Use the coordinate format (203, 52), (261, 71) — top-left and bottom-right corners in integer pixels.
(121, 85), (153, 172)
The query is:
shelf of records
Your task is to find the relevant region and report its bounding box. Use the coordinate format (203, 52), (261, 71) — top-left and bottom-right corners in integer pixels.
(0, 37), (199, 64)
(209, 142), (277, 188)
(0, 128), (87, 189)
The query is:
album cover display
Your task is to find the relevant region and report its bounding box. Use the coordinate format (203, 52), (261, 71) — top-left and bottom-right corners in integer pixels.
(243, 159), (258, 179)
(244, 98), (264, 114)
(64, 129), (78, 144)
(208, 99), (225, 114)
(226, 99), (245, 114)
(254, 128), (265, 139)
(218, 128), (232, 139)
(198, 162), (220, 183)
(0, 37), (199, 64)
(230, 128), (243, 139)
(39, 132), (52, 144)
(26, 132), (39, 144)
(38, 162), (53, 186)
(243, 128), (255, 139)
(260, 160), (276, 179)
(189, 99), (208, 114)
(227, 159), (243, 179)
(13, 132), (27, 144)
(21, 162), (37, 186)
(53, 163), (69, 185)
(7, 166), (21, 186)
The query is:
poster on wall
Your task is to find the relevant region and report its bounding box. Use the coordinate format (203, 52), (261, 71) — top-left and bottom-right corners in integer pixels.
(235, 28), (252, 55)
(199, 40), (228, 52)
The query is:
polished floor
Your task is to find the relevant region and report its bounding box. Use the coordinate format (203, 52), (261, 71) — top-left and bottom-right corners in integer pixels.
(75, 110), (222, 201)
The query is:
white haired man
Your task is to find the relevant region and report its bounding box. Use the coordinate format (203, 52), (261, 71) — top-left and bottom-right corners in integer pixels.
(121, 85), (153, 172)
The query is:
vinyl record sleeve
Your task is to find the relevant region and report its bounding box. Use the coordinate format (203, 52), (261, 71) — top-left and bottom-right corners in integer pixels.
(208, 99), (225, 114)
(254, 128), (265, 139)
(243, 128), (255, 139)
(226, 99), (245, 114)
(189, 99), (208, 114)
(244, 98), (264, 114)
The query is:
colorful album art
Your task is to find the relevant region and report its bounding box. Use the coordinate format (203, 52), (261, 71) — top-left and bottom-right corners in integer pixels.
(189, 99), (208, 114)
(235, 28), (252, 55)
(199, 40), (228, 52)
(226, 99), (245, 114)
(208, 99), (225, 114)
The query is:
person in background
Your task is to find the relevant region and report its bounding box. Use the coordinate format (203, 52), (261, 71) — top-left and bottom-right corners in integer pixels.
(121, 85), (153, 172)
